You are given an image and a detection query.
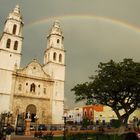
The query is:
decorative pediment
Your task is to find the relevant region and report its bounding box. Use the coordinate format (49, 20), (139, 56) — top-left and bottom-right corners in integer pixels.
(16, 59), (50, 79)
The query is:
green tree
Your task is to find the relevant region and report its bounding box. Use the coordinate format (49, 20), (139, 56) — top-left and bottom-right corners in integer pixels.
(71, 59), (140, 125)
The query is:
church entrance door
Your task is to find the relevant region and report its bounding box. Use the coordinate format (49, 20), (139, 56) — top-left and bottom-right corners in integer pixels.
(26, 104), (36, 122)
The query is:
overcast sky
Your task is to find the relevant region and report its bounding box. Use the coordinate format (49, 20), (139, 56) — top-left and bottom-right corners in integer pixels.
(1, 0), (140, 108)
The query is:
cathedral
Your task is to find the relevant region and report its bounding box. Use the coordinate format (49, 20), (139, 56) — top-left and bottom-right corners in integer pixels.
(0, 5), (65, 125)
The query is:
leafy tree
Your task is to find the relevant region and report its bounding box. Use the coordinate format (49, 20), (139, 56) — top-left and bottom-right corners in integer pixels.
(82, 117), (91, 127)
(71, 59), (140, 125)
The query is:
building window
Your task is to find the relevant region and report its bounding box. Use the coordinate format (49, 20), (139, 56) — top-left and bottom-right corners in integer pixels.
(90, 109), (93, 117)
(53, 52), (57, 61)
(6, 39), (11, 48)
(44, 88), (46, 94)
(18, 84), (22, 91)
(26, 83), (28, 86)
(59, 54), (62, 62)
(57, 39), (60, 43)
(84, 111), (87, 116)
(13, 24), (17, 34)
(14, 41), (18, 50)
(30, 83), (36, 92)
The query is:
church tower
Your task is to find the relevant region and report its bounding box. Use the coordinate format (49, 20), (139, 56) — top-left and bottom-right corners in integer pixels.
(43, 20), (65, 124)
(0, 5), (23, 112)
(0, 5), (23, 70)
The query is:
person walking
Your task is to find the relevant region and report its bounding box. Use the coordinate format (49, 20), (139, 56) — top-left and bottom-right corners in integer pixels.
(5, 124), (14, 140)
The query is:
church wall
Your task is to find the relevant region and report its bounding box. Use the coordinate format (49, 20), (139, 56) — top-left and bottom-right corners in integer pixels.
(0, 32), (22, 54)
(4, 20), (22, 36)
(0, 95), (10, 113)
(47, 35), (64, 50)
(11, 71), (54, 124)
(12, 96), (51, 124)
(44, 63), (65, 81)
(0, 69), (13, 112)
(0, 69), (13, 93)
(52, 100), (64, 124)
(0, 51), (21, 70)
(50, 80), (64, 124)
(53, 81), (64, 100)
(13, 75), (53, 99)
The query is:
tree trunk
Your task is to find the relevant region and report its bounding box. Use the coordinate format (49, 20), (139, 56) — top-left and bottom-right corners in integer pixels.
(120, 115), (129, 126)
(113, 109), (129, 126)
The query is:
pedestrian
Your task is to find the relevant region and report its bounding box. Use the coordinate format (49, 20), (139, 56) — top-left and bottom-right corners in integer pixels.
(5, 124), (14, 140)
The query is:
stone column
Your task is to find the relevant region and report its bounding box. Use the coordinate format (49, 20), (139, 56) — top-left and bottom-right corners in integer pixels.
(24, 118), (31, 136)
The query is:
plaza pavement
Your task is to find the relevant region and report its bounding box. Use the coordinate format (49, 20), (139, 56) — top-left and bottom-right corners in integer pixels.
(11, 135), (40, 140)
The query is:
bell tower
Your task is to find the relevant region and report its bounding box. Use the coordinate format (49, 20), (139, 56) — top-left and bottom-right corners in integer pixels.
(43, 20), (65, 79)
(43, 20), (65, 124)
(0, 5), (23, 112)
(0, 5), (24, 70)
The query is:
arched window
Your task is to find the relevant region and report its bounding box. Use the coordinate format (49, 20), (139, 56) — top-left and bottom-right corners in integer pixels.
(18, 84), (22, 91)
(89, 108), (93, 117)
(53, 52), (57, 61)
(6, 39), (11, 48)
(59, 54), (62, 62)
(14, 41), (18, 50)
(84, 109), (87, 117)
(57, 39), (60, 43)
(13, 24), (17, 34)
(44, 88), (46, 94)
(30, 83), (36, 92)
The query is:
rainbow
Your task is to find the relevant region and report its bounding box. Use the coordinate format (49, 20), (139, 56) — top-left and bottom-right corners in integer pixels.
(26, 14), (140, 33)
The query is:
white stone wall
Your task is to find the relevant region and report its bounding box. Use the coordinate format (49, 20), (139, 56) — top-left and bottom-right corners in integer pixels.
(0, 51), (21, 70)
(0, 69), (13, 94)
(4, 20), (22, 36)
(0, 34), (22, 53)
(11, 61), (55, 124)
(43, 63), (65, 81)
(0, 95), (11, 112)
(47, 34), (64, 50)
(0, 69), (13, 112)
(51, 100), (64, 124)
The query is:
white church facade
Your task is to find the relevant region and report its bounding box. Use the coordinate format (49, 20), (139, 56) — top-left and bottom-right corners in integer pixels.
(0, 5), (65, 125)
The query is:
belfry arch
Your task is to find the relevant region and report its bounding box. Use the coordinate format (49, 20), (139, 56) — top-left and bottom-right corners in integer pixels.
(26, 104), (36, 122)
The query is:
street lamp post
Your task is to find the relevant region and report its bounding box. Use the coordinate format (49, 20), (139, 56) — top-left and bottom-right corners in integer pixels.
(63, 113), (69, 140)
(34, 115), (39, 137)
(63, 116), (66, 140)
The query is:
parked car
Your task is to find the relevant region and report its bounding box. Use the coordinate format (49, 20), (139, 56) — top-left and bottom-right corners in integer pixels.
(50, 126), (57, 131)
(30, 125), (35, 131)
(38, 124), (47, 130)
(71, 125), (78, 131)
(15, 126), (24, 135)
